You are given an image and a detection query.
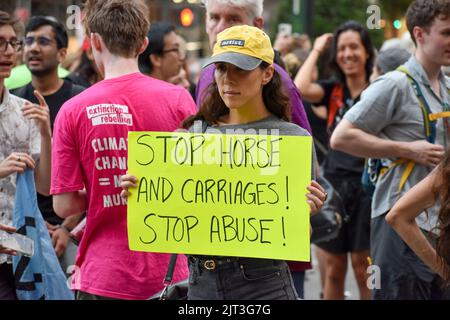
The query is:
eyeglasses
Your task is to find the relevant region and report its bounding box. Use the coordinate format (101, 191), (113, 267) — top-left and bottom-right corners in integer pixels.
(0, 38), (23, 53)
(23, 36), (55, 47)
(162, 47), (186, 59)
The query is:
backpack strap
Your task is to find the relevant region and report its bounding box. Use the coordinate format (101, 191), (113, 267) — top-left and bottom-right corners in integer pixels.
(388, 158), (416, 192)
(373, 71), (450, 193)
(397, 66), (436, 143)
(429, 111), (450, 121)
(327, 84), (344, 129)
(385, 66), (447, 192)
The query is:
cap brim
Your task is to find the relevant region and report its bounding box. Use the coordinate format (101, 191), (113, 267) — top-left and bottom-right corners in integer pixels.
(203, 52), (262, 71)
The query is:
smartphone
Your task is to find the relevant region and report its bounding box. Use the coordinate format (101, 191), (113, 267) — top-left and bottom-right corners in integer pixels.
(278, 23), (292, 36)
(0, 229), (34, 257)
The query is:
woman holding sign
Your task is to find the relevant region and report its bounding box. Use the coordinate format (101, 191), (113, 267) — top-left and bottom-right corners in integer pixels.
(121, 25), (326, 300)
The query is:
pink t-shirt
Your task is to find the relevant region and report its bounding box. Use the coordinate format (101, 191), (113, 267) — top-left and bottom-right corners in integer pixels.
(51, 73), (196, 299)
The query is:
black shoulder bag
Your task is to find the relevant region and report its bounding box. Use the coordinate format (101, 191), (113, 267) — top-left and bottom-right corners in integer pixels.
(310, 175), (345, 244)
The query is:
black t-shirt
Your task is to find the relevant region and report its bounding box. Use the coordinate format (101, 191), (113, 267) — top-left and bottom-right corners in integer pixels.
(66, 73), (92, 89)
(13, 79), (85, 130)
(304, 100), (328, 165)
(316, 79), (365, 177)
(13, 80), (85, 225)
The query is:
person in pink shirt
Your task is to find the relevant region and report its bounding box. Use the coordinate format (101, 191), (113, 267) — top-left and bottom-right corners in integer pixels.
(50, 0), (196, 300)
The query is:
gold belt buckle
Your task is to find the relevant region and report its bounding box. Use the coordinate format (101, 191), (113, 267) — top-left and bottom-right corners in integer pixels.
(204, 260), (216, 270)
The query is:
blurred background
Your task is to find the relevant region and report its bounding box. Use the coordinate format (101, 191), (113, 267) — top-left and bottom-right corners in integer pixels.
(0, 0), (417, 100)
(0, 0), (414, 57)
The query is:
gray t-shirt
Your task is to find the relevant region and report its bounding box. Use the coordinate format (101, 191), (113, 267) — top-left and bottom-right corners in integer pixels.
(344, 56), (450, 232)
(189, 115), (316, 178)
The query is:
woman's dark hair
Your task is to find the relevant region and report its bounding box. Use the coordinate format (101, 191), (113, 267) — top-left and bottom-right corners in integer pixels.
(436, 151), (450, 284)
(138, 21), (175, 74)
(73, 51), (101, 86)
(329, 20), (375, 83)
(182, 62), (291, 129)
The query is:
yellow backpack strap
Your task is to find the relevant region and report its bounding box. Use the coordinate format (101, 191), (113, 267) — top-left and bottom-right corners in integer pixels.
(429, 88), (450, 120)
(383, 159), (416, 192)
(388, 67), (449, 193)
(398, 161), (415, 192)
(397, 66), (435, 142)
(393, 66), (439, 193)
(429, 111), (450, 121)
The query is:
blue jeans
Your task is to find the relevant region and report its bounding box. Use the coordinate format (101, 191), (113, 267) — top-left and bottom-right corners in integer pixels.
(187, 256), (298, 300)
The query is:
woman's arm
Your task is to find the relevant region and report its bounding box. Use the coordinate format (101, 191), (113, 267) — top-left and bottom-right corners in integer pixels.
(294, 34), (332, 104)
(386, 170), (446, 277)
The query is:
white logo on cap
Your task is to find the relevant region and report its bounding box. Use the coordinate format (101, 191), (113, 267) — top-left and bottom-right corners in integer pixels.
(221, 39), (245, 47)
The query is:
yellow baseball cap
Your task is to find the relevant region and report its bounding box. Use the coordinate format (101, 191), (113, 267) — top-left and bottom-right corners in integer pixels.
(204, 25), (274, 70)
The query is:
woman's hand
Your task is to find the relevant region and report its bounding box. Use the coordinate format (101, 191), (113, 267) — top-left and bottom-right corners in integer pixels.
(306, 180), (327, 216)
(119, 173), (138, 200)
(312, 33), (333, 55)
(0, 152), (35, 178)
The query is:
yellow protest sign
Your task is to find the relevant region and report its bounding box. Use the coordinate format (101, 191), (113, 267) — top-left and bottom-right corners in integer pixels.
(127, 131), (312, 261)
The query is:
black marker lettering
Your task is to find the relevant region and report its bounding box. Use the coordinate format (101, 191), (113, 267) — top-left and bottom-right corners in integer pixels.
(136, 134), (154, 166)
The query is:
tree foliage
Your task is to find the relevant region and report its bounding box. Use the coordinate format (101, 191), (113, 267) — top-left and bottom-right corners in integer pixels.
(272, 0), (412, 49)
(313, 0), (384, 48)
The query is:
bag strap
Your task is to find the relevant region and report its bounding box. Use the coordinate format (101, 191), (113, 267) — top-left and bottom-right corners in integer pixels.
(164, 254), (178, 285)
(159, 254), (178, 300)
(201, 119), (209, 133)
(313, 137), (329, 157)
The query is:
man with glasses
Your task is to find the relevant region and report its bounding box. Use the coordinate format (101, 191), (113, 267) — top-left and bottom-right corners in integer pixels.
(0, 10), (51, 300)
(138, 21), (185, 83)
(13, 16), (85, 273)
(0, 37), (22, 54)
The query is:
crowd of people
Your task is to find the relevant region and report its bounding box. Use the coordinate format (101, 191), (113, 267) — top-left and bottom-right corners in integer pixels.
(0, 0), (450, 300)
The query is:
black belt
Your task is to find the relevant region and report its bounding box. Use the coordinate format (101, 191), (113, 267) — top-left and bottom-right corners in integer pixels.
(188, 256), (239, 270)
(188, 255), (282, 271)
